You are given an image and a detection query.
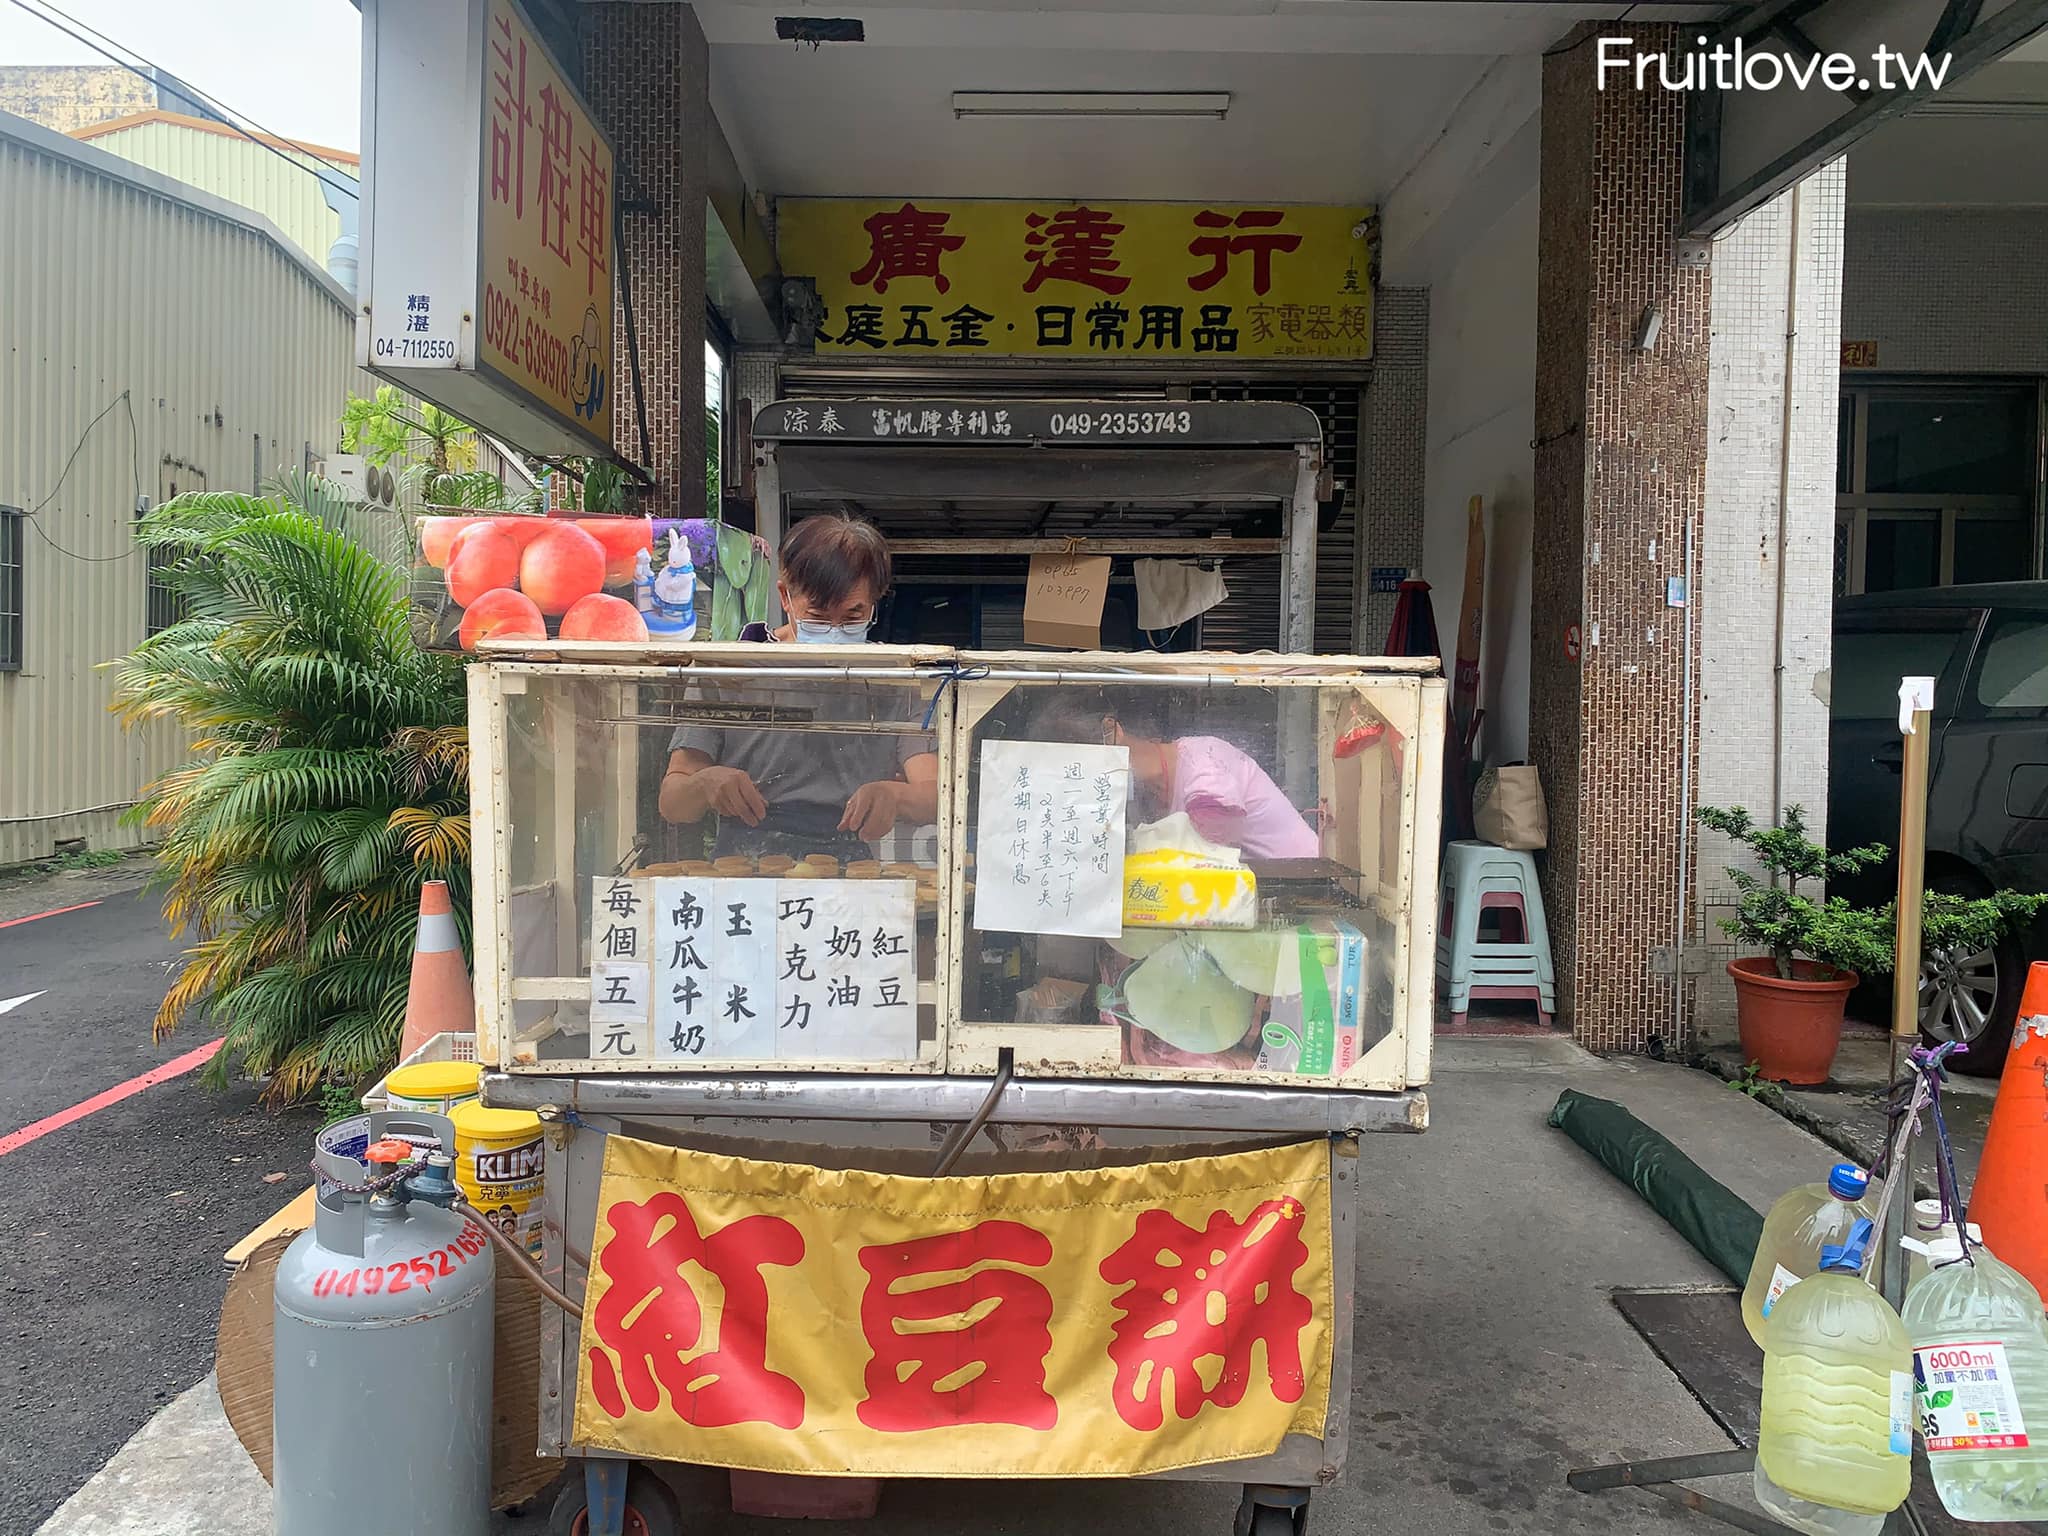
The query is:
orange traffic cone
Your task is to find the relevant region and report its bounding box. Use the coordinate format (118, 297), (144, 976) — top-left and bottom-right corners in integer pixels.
(399, 880), (475, 1061)
(1966, 961), (2048, 1296)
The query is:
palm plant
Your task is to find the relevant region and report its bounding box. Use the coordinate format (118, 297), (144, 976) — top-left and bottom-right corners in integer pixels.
(342, 386), (479, 476)
(112, 476), (472, 1102)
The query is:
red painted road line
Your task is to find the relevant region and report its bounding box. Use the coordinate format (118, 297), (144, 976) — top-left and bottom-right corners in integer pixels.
(0, 1037), (224, 1158)
(0, 900), (103, 929)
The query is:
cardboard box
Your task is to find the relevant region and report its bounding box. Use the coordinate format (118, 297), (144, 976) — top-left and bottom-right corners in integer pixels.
(1022, 553), (1111, 649)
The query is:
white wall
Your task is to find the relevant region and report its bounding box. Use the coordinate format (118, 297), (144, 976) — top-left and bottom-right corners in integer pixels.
(1693, 162), (1846, 1039)
(1422, 186), (1537, 765)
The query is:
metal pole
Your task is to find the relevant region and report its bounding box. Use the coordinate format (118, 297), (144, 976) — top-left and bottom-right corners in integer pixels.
(1882, 679), (1934, 1311)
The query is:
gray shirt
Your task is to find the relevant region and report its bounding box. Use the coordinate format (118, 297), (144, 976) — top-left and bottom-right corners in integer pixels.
(668, 655), (933, 859)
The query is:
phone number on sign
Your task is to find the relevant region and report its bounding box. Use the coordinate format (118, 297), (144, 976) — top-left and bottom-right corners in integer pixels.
(1048, 409), (1194, 437)
(482, 281), (573, 402)
(372, 336), (457, 362)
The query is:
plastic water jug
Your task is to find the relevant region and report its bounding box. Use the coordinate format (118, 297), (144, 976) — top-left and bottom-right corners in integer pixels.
(1902, 1199), (1982, 1293)
(1903, 1233), (2048, 1521)
(1755, 1219), (1913, 1534)
(1743, 1163), (1874, 1347)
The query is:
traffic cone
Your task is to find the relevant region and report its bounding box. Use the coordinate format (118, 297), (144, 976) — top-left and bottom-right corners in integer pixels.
(399, 880), (475, 1061)
(1966, 961), (2048, 1296)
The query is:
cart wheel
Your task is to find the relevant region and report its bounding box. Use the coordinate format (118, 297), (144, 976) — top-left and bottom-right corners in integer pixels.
(549, 1466), (682, 1536)
(1233, 1488), (1309, 1536)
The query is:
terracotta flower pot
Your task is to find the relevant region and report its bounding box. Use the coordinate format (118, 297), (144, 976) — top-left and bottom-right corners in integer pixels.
(1728, 956), (1858, 1085)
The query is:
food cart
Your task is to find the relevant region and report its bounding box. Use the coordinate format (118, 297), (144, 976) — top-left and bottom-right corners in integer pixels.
(470, 403), (1443, 1536)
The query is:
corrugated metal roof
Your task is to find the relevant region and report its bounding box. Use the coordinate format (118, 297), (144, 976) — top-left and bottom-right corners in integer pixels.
(0, 111), (372, 865)
(66, 111), (354, 269)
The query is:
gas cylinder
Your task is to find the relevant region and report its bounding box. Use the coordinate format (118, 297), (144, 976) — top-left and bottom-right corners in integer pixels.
(273, 1111), (495, 1536)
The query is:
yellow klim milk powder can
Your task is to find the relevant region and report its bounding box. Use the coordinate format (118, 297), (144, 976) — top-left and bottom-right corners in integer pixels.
(450, 1100), (545, 1257)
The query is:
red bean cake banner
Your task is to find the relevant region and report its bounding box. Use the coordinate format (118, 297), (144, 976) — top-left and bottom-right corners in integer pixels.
(571, 1135), (1336, 1476)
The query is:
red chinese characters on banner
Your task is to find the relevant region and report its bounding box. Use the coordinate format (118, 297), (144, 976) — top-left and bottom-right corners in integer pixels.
(857, 1220), (1058, 1432)
(1098, 1197), (1315, 1432)
(850, 204), (967, 294)
(1187, 209), (1303, 296)
(487, 14), (532, 216)
(1023, 207), (1130, 295)
(577, 141), (609, 297)
(587, 1192), (806, 1430)
(535, 82), (574, 264)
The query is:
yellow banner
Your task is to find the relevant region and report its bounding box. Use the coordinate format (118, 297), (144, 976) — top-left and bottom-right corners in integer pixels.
(573, 1136), (1335, 1476)
(779, 200), (1374, 362)
(478, 0), (613, 441)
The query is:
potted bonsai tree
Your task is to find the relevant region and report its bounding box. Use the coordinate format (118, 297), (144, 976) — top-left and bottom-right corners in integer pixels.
(1697, 805), (1895, 1084)
(1696, 805), (2047, 1083)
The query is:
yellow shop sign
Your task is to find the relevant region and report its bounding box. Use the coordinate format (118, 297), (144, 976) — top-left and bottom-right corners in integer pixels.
(778, 200), (1375, 362)
(574, 1135), (1336, 1476)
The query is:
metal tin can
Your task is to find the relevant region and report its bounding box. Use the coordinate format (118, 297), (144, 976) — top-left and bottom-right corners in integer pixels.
(450, 1100), (544, 1257)
(383, 1059), (483, 1115)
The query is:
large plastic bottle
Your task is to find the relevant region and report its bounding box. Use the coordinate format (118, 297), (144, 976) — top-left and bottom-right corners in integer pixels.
(1755, 1219), (1913, 1535)
(1743, 1162), (1875, 1347)
(1903, 1200), (1983, 1293)
(1903, 1233), (2048, 1521)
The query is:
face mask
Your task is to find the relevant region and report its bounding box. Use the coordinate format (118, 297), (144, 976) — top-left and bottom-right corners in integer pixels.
(794, 619), (871, 645)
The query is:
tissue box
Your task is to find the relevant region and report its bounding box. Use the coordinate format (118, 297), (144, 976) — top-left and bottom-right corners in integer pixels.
(1119, 850), (1258, 930)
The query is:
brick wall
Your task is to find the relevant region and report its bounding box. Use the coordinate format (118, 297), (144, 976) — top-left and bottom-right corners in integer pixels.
(1533, 25), (1712, 1051)
(1357, 288), (1428, 646)
(1842, 206), (2048, 376)
(1695, 163), (1846, 1041)
(583, 4), (707, 516)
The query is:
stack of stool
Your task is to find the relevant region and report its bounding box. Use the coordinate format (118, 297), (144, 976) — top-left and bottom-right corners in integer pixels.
(1436, 839), (1556, 1030)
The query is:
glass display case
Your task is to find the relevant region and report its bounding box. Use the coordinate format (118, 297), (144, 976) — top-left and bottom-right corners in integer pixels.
(471, 646), (1442, 1090)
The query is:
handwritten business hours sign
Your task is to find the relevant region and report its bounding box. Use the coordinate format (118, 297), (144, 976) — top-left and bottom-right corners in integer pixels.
(779, 200), (1375, 362)
(574, 1135), (1335, 1476)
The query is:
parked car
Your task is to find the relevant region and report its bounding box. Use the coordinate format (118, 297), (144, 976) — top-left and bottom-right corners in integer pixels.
(1829, 583), (2048, 1073)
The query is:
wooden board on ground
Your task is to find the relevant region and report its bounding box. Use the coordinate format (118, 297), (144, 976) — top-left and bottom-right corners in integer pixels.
(224, 1186), (316, 1269)
(215, 1229), (557, 1509)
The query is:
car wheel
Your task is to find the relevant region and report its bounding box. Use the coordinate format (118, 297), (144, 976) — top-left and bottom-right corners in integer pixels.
(1918, 873), (2024, 1076)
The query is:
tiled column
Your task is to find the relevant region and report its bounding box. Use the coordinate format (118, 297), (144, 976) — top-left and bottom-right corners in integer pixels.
(1531, 25), (1711, 1050)
(583, 4), (707, 516)
(1356, 288), (1428, 646)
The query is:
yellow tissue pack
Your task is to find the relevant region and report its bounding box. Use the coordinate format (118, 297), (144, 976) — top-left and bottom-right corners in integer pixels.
(1120, 848), (1259, 930)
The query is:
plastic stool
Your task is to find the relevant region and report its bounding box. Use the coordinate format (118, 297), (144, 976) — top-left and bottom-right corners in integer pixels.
(1437, 840), (1556, 1030)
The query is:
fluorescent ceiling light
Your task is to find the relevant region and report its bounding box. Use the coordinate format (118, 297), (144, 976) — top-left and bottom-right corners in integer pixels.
(1909, 98), (2048, 118)
(951, 92), (1231, 120)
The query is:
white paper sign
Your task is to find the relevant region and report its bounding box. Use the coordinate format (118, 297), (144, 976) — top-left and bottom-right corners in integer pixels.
(593, 876), (916, 1063)
(973, 740), (1129, 939)
(589, 876), (653, 1057)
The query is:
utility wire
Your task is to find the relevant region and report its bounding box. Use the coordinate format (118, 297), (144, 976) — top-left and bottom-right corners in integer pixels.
(6, 0), (360, 196)
(22, 389), (145, 563)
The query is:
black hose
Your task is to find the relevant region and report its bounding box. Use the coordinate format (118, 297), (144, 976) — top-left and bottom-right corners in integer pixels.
(931, 1051), (1014, 1176)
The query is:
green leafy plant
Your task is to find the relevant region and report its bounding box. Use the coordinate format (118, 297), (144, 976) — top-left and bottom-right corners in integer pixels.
(580, 458), (627, 516)
(1697, 804), (2048, 982)
(319, 1081), (362, 1126)
(1727, 1060), (1781, 1101)
(341, 386), (478, 476)
(417, 466), (542, 514)
(112, 476), (471, 1104)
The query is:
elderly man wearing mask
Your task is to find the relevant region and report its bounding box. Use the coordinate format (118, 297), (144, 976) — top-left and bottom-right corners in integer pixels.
(657, 514), (937, 861)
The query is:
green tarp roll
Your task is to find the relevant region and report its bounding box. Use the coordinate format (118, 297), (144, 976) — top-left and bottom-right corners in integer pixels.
(1547, 1089), (1765, 1286)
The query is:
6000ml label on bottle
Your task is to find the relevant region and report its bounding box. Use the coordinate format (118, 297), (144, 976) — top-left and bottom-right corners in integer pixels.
(1915, 1342), (2030, 1451)
(1761, 1264), (1801, 1316)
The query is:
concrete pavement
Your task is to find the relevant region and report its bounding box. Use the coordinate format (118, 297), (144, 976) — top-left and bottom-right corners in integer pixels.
(34, 1035), (1849, 1536)
(0, 881), (319, 1536)
(1699, 1018), (2000, 1202)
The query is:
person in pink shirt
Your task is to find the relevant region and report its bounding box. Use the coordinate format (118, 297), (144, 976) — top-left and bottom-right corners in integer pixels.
(1028, 691), (1320, 860)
